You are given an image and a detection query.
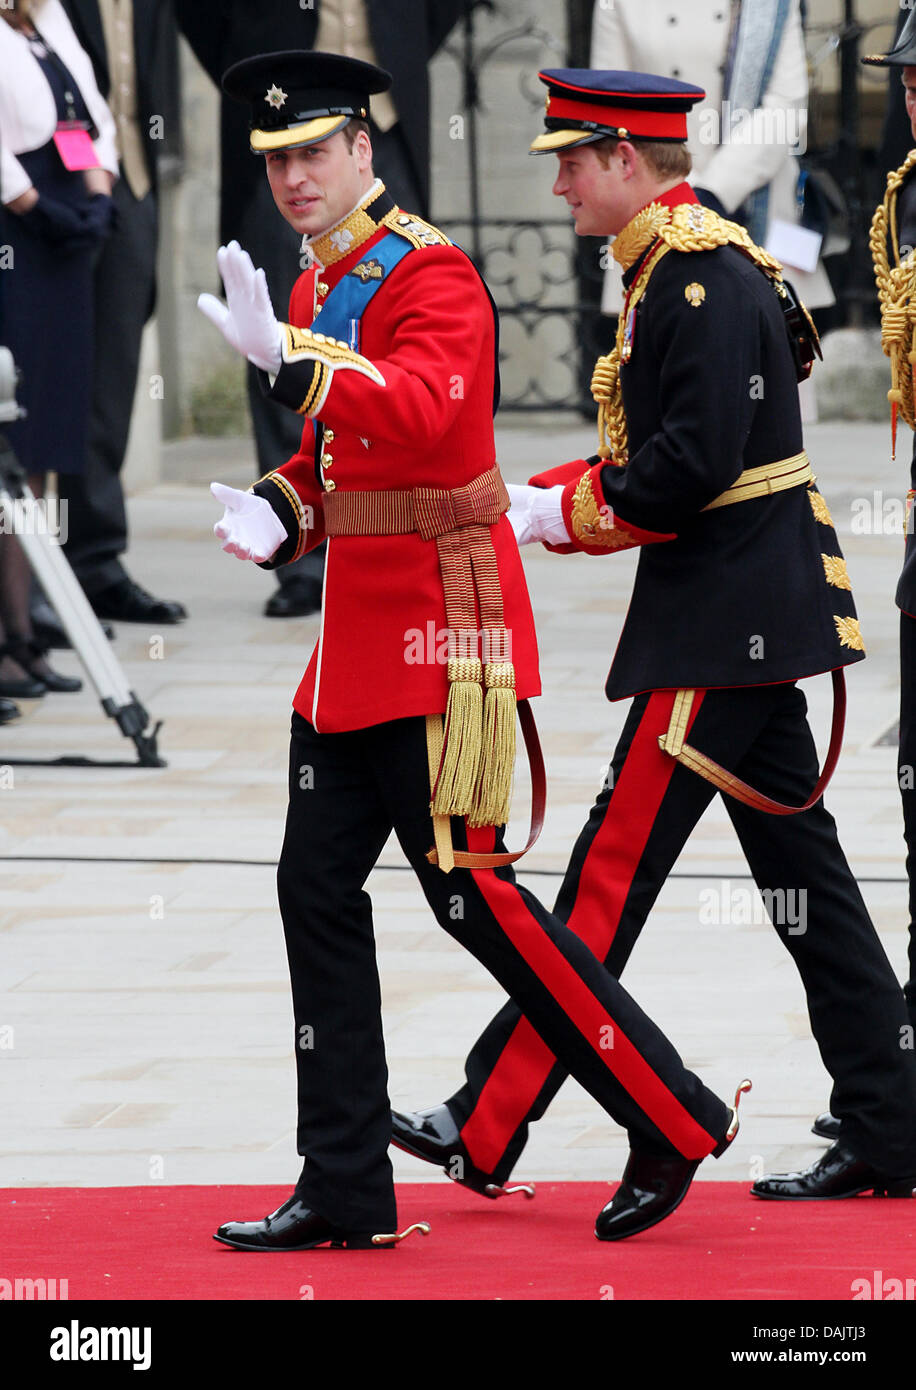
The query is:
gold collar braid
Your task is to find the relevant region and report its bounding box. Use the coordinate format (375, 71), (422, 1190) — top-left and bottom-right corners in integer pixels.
(306, 181), (391, 268)
(870, 149), (916, 445)
(592, 203), (785, 462)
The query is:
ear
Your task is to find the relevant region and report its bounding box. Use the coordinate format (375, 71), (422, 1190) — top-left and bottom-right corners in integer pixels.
(615, 140), (639, 178)
(354, 127), (374, 173)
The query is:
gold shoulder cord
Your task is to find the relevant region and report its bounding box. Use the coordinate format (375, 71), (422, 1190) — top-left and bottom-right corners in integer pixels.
(870, 149), (916, 451)
(590, 204), (787, 464)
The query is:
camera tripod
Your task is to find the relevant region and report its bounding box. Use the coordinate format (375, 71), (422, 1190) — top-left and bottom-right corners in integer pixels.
(0, 431), (165, 769)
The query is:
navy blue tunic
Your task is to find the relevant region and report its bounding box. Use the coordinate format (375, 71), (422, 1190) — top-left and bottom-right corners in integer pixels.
(0, 35), (98, 476)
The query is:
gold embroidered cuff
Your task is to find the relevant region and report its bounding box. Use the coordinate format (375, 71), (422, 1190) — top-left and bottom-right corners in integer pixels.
(566, 471), (673, 552)
(271, 324), (387, 418)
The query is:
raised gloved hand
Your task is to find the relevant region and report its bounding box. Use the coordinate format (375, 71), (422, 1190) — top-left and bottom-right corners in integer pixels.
(506, 483), (571, 546)
(211, 481), (287, 562)
(198, 242), (283, 373)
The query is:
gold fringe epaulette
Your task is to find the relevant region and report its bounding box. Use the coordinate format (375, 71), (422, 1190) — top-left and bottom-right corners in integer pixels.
(870, 148), (916, 451)
(593, 203), (788, 462)
(383, 208), (453, 250)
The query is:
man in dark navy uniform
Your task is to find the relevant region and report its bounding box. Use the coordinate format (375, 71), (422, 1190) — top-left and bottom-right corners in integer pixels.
(848, 15), (916, 1148)
(195, 52), (750, 1251)
(391, 69), (916, 1205)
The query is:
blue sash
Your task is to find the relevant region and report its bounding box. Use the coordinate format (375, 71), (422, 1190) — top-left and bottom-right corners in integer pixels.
(310, 231), (412, 350)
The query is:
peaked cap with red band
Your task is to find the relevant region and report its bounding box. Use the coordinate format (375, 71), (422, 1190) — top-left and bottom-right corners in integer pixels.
(530, 68), (705, 154)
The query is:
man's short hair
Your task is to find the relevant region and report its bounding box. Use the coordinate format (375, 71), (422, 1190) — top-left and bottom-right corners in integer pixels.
(591, 135), (692, 181)
(342, 118), (371, 151)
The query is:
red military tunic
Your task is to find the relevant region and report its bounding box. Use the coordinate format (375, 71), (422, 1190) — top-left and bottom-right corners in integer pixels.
(252, 189), (540, 733)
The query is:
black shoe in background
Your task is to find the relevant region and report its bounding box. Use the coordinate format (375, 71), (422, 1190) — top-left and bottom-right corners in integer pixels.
(811, 1112), (841, 1141)
(31, 598), (114, 649)
(91, 578), (187, 625)
(264, 576), (322, 618)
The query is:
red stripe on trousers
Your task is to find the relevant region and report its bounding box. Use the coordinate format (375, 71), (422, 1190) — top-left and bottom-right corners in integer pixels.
(461, 689), (706, 1171)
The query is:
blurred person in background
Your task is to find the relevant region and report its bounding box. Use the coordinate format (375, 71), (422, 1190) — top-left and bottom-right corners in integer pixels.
(174, 0), (469, 617)
(591, 1), (834, 330)
(0, 0), (120, 696)
(50, 0), (184, 634)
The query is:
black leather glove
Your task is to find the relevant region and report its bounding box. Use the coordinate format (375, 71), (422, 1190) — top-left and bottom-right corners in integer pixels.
(19, 192), (116, 253)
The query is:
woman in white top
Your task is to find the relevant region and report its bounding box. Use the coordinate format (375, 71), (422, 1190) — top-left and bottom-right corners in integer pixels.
(591, 0), (833, 315)
(0, 0), (118, 697)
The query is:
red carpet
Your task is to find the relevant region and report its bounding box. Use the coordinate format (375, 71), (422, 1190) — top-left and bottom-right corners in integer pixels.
(3, 1181), (914, 1301)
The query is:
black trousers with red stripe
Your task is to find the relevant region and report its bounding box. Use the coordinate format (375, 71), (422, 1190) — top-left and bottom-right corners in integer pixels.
(445, 682), (916, 1186)
(898, 613), (916, 1030)
(276, 710), (730, 1231)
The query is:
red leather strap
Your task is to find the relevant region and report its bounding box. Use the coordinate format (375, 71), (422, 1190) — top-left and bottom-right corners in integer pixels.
(669, 670), (847, 815)
(426, 700), (546, 869)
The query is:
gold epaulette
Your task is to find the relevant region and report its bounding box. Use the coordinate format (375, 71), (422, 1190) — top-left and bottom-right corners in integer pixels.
(382, 208), (453, 250)
(870, 149), (916, 443)
(611, 202), (783, 279)
(595, 202), (787, 463)
(658, 204), (784, 279)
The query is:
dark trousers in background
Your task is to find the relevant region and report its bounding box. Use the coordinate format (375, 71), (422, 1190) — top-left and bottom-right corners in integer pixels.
(241, 123), (424, 592)
(898, 612), (916, 1026)
(58, 177), (158, 597)
(443, 683), (916, 1186)
(276, 709), (731, 1231)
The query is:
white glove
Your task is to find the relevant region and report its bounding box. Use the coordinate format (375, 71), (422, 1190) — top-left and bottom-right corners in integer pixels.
(198, 242), (284, 373)
(507, 483), (571, 546)
(211, 481), (287, 563)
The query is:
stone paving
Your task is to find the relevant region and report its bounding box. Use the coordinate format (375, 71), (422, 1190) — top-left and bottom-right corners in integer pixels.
(0, 418), (911, 1195)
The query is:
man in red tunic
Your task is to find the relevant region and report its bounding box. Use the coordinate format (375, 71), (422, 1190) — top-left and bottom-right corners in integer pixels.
(198, 51), (744, 1250)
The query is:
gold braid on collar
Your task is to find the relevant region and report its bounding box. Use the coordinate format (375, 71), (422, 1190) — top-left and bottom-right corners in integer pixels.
(593, 203), (785, 462)
(870, 149), (916, 442)
(306, 182), (391, 268)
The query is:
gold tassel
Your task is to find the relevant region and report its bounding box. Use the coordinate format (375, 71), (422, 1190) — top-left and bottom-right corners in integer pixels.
(469, 662), (517, 828)
(431, 656), (484, 818)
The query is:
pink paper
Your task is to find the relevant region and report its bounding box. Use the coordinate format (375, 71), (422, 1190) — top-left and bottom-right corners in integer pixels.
(53, 126), (100, 172)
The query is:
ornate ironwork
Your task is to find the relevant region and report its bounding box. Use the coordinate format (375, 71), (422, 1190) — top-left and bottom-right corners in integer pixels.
(437, 2), (601, 412)
(439, 217), (589, 409)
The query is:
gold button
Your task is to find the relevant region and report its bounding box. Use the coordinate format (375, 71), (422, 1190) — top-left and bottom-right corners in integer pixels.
(313, 305), (322, 315)
(322, 453), (334, 467)
(324, 479), (336, 492)
(323, 429), (335, 442)
(317, 281), (329, 297)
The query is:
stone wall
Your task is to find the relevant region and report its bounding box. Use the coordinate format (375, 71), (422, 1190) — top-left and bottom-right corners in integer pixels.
(146, 0), (568, 452)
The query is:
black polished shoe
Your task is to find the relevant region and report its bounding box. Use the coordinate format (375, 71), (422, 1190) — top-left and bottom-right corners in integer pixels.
(390, 1106), (534, 1200)
(264, 576), (322, 618)
(596, 1150), (701, 1241)
(812, 1111), (841, 1141)
(596, 1077), (752, 1241)
(0, 697), (21, 724)
(214, 1193), (409, 1251)
(91, 578), (186, 625)
(751, 1142), (916, 1200)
